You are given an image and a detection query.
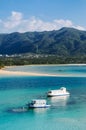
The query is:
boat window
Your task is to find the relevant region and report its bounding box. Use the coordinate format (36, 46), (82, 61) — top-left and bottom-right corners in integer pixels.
(48, 91), (52, 93)
(32, 101), (36, 104)
(61, 88), (64, 90)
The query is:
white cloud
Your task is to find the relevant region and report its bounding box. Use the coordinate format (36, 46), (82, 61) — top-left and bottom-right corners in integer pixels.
(74, 25), (85, 31)
(54, 19), (73, 27)
(3, 11), (23, 29)
(0, 11), (85, 33)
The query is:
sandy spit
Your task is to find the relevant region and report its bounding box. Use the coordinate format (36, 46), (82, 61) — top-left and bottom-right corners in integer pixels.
(0, 69), (86, 77)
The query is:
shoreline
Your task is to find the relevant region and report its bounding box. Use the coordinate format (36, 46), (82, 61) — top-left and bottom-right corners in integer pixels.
(3, 63), (86, 69)
(0, 69), (65, 77)
(0, 69), (86, 77)
(0, 64), (86, 77)
(0, 69), (54, 76)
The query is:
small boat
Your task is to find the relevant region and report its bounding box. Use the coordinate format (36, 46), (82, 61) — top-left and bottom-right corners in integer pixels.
(47, 87), (70, 97)
(28, 99), (50, 108)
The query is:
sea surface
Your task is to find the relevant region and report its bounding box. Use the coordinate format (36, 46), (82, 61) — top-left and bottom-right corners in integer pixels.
(0, 65), (86, 130)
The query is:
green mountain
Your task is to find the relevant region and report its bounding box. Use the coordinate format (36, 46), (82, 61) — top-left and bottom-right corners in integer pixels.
(0, 27), (86, 56)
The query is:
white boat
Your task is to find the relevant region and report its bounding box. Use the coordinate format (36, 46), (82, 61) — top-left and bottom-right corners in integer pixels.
(28, 99), (50, 108)
(47, 87), (70, 97)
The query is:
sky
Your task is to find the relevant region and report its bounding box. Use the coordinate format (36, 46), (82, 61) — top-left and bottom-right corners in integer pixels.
(0, 0), (86, 33)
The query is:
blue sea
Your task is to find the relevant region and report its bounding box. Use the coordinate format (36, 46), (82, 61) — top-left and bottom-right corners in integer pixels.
(0, 65), (86, 130)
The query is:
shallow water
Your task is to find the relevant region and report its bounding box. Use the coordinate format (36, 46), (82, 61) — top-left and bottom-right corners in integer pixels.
(0, 65), (86, 130)
(5, 65), (86, 76)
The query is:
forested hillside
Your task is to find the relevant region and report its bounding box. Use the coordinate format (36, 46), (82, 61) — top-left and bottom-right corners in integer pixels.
(0, 27), (86, 57)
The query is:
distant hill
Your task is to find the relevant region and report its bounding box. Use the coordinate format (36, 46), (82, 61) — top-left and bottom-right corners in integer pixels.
(0, 27), (86, 56)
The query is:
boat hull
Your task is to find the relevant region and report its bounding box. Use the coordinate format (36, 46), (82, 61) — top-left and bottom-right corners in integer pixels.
(47, 93), (70, 97)
(29, 105), (50, 108)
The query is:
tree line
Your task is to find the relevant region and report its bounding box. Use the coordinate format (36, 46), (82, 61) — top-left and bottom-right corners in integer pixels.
(0, 55), (86, 68)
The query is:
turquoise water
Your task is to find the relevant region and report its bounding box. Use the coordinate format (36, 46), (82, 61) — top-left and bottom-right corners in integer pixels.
(0, 65), (86, 130)
(6, 65), (86, 75)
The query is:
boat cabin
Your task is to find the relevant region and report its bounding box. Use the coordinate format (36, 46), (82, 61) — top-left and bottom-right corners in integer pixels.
(28, 99), (50, 108)
(47, 87), (70, 97)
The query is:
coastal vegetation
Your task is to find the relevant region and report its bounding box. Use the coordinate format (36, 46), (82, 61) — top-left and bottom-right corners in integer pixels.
(0, 55), (86, 68)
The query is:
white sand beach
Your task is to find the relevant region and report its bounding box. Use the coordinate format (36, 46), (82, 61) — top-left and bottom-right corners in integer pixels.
(0, 64), (86, 77)
(0, 69), (61, 77)
(0, 65), (86, 77)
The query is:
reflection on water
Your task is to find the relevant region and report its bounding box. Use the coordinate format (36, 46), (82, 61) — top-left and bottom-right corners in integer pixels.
(32, 108), (48, 113)
(8, 106), (48, 114)
(50, 95), (69, 107)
